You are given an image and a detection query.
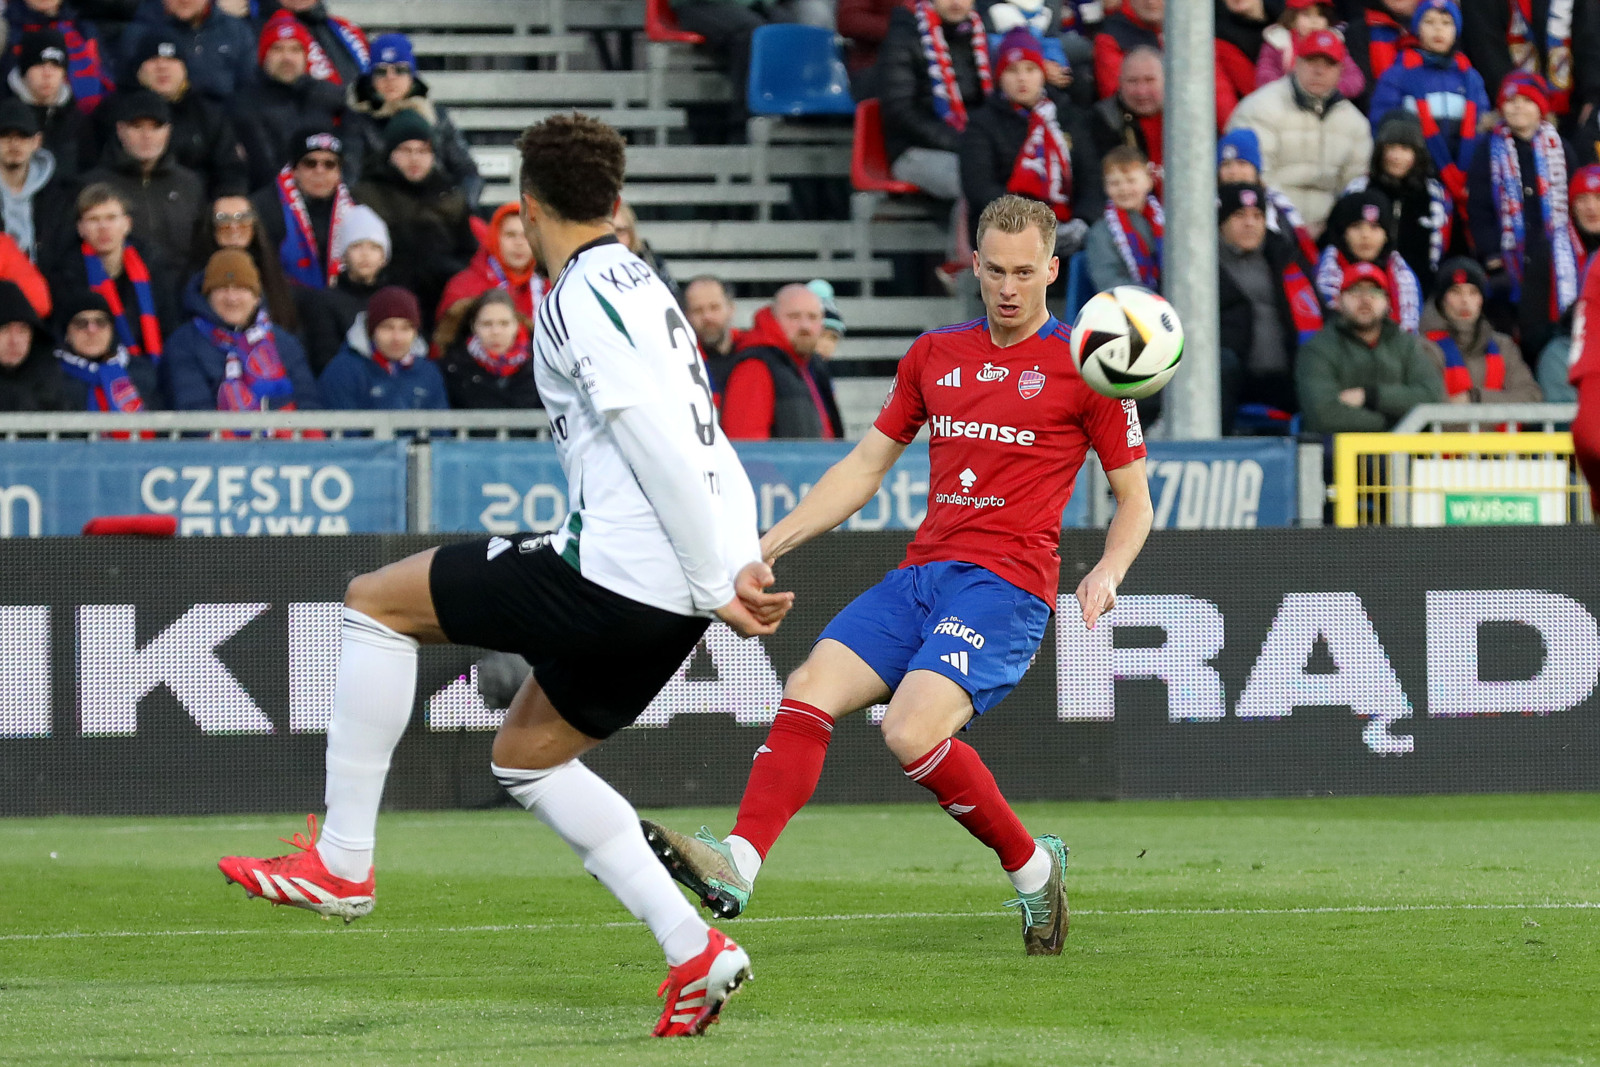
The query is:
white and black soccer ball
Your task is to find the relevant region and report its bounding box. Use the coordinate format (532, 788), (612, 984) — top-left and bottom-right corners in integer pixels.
(1069, 286), (1184, 400)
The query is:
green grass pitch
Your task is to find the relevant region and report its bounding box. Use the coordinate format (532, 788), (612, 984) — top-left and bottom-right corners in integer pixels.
(2, 794), (1597, 1066)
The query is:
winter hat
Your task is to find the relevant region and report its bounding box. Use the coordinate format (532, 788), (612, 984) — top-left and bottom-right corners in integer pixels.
(1327, 186), (1397, 243)
(1499, 70), (1550, 115)
(1410, 0), (1462, 37)
(383, 109), (434, 155)
(807, 278), (845, 337)
(1431, 256), (1487, 308)
(1339, 261), (1389, 293)
(1217, 128), (1262, 173)
(994, 28), (1045, 82)
(203, 249), (262, 296)
(332, 204), (391, 264)
(289, 126), (343, 166)
(1571, 164), (1600, 207)
(1217, 182), (1266, 223)
(367, 286), (422, 331)
(1374, 109), (1428, 153)
(258, 12), (314, 67)
(1294, 28), (1345, 63)
(115, 89), (172, 126)
(54, 291), (114, 332)
(129, 27), (185, 71)
(370, 33), (415, 70)
(0, 98), (39, 137)
(18, 29), (67, 73)
(0, 280), (41, 333)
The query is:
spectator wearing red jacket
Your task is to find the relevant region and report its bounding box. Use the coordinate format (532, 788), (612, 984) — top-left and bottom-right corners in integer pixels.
(436, 201), (545, 335)
(1091, 0), (1240, 123)
(720, 284), (843, 440)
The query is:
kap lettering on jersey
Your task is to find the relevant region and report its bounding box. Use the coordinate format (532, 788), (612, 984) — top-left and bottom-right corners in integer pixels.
(0, 440), (407, 536)
(431, 440), (1092, 533)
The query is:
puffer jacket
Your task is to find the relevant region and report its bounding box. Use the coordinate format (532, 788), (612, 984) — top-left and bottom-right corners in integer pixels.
(1226, 74), (1373, 234)
(1418, 305), (1542, 403)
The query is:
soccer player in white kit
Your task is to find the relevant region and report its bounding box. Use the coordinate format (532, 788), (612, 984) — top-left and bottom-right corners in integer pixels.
(219, 114), (792, 1038)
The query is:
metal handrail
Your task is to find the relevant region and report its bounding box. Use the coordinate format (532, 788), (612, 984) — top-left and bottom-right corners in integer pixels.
(1391, 403), (1576, 434)
(0, 410), (552, 441)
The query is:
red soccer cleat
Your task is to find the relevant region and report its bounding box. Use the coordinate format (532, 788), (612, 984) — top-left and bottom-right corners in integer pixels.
(218, 814), (374, 923)
(652, 927), (752, 1037)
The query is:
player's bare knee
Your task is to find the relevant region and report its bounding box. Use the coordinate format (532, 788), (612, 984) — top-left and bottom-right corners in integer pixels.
(343, 572), (383, 616)
(880, 710), (944, 763)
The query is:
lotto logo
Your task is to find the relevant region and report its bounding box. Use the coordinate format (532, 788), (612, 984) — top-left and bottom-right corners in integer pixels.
(976, 362), (1010, 382)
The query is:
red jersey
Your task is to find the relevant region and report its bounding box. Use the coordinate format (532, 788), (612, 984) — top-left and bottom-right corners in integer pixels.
(1572, 258), (1600, 387)
(874, 315), (1147, 604)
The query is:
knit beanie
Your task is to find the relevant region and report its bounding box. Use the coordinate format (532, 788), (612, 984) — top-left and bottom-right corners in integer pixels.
(203, 249), (262, 296)
(17, 29), (67, 73)
(259, 11), (315, 67)
(289, 126), (343, 167)
(370, 33), (415, 69)
(367, 286), (422, 331)
(1432, 256), (1488, 308)
(994, 28), (1045, 83)
(1499, 70), (1551, 115)
(1326, 187), (1397, 243)
(1217, 182), (1266, 223)
(383, 109), (433, 155)
(1374, 109), (1427, 154)
(1217, 128), (1262, 173)
(807, 278), (844, 337)
(1572, 164), (1600, 207)
(332, 205), (391, 264)
(1410, 0), (1462, 37)
(129, 27), (185, 71)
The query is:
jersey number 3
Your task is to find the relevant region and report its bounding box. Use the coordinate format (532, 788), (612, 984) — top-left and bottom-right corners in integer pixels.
(665, 307), (716, 446)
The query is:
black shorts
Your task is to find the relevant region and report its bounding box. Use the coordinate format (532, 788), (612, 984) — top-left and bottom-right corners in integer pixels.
(429, 536), (710, 739)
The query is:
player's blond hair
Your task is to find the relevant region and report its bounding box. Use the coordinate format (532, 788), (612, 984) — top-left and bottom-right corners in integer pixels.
(975, 195), (1056, 259)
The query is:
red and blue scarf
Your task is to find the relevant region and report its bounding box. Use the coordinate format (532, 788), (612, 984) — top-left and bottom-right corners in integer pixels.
(56, 346), (143, 412)
(467, 328), (532, 378)
(1488, 120), (1582, 318)
(911, 0), (991, 132)
(1363, 9), (1415, 81)
(1402, 50), (1481, 205)
(303, 15), (370, 85)
(9, 15), (112, 113)
(1008, 98), (1073, 221)
(206, 310), (295, 411)
(1284, 262), (1324, 345)
(1427, 327), (1504, 396)
(83, 242), (162, 361)
(1104, 195), (1163, 288)
(1315, 247), (1424, 332)
(275, 165), (354, 288)
(1509, 0), (1573, 114)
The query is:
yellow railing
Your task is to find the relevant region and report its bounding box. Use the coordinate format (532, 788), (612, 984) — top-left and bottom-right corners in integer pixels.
(1331, 432), (1592, 527)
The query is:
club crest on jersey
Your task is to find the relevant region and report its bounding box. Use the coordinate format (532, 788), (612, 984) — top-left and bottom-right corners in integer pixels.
(1018, 368), (1045, 400)
(976, 362), (1010, 383)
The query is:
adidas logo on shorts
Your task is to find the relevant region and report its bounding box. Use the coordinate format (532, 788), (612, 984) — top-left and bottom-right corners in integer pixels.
(939, 650), (969, 675)
(486, 537), (513, 560)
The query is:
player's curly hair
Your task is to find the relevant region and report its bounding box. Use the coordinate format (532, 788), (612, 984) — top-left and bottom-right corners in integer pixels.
(516, 113), (626, 224)
(975, 194), (1057, 258)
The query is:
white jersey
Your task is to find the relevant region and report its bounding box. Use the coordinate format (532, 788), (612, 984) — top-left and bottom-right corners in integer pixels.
(533, 237), (761, 617)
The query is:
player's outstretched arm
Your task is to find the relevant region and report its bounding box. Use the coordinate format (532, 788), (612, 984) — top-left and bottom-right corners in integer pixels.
(1076, 458), (1153, 630)
(759, 427), (908, 564)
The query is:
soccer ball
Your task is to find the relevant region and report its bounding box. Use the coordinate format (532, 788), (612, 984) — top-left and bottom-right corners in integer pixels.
(1069, 286), (1184, 400)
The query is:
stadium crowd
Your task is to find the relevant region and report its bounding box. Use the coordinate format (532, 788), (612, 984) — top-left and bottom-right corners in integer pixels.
(0, 0), (1594, 440)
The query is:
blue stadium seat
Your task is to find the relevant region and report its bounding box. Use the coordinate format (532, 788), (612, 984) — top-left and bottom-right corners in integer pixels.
(747, 24), (855, 116)
(1062, 251), (1095, 323)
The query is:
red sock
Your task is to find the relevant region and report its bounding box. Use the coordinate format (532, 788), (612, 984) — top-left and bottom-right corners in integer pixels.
(729, 699), (835, 858)
(902, 738), (1036, 871)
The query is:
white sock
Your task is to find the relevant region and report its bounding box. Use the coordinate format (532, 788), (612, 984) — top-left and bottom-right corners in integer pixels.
(493, 760), (710, 966)
(724, 834), (763, 884)
(317, 608), (419, 882)
(1007, 844), (1052, 896)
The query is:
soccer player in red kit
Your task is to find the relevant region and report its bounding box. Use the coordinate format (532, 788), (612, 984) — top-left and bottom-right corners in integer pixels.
(1571, 257), (1600, 512)
(644, 195), (1154, 954)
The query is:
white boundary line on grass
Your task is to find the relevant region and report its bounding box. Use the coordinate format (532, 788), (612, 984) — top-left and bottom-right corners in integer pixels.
(3, 901), (1597, 943)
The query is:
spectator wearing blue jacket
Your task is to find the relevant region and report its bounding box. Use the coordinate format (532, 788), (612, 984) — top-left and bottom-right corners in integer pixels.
(1367, 0), (1489, 207)
(119, 0), (256, 103)
(317, 284), (446, 410)
(162, 248), (321, 410)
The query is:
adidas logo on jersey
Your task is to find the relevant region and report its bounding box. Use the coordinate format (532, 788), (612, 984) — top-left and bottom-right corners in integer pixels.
(976, 362), (1010, 382)
(935, 368), (961, 387)
(486, 537), (513, 560)
(939, 650), (969, 675)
